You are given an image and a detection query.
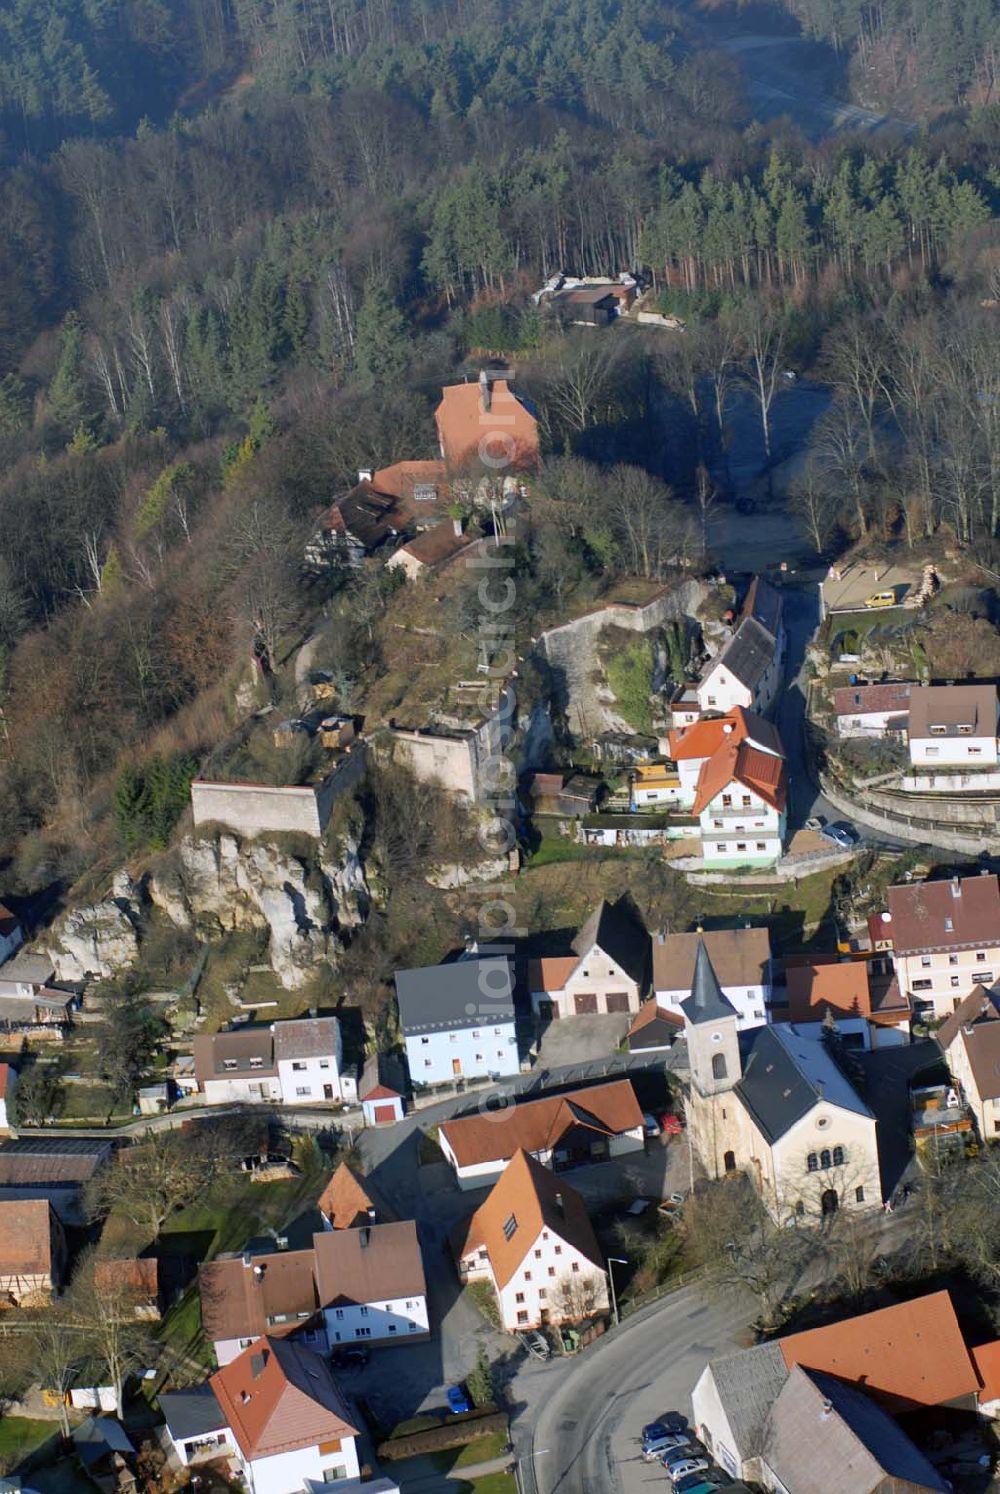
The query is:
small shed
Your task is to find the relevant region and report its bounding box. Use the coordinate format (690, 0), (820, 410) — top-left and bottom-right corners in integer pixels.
(71, 1416), (137, 1491)
(319, 715), (356, 751)
(136, 1082), (169, 1116)
(360, 1053), (407, 1126)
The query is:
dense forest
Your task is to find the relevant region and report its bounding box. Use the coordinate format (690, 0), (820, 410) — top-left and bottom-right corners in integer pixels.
(0, 0), (999, 887)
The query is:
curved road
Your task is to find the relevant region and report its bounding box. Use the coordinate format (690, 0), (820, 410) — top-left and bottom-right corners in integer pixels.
(514, 1281), (756, 1494)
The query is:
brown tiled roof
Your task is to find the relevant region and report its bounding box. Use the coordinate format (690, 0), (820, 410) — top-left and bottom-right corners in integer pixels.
(439, 1079), (643, 1169)
(972, 1341), (1000, 1404)
(691, 739), (787, 816)
(94, 1257), (158, 1297)
(936, 986), (1000, 1051)
(193, 1029), (276, 1083)
(0, 1141), (109, 1186)
(778, 1291), (979, 1410)
(885, 875), (1000, 955)
(321, 483), (404, 549)
(271, 1017), (339, 1062)
(313, 1220), (425, 1308)
(0, 1199), (55, 1276)
(211, 1336), (358, 1462)
(868, 974), (911, 1025)
(786, 962), (871, 1023)
(527, 957), (578, 994)
(372, 460), (447, 504)
(0, 1063), (10, 1098)
(199, 1250), (319, 1343)
(394, 522), (477, 569)
(653, 927), (771, 993)
(908, 683), (998, 740)
(958, 1020), (1000, 1102)
(316, 1162), (395, 1230)
(455, 1148), (602, 1289)
(435, 379), (539, 472)
(627, 1000), (681, 1045)
(832, 682), (914, 717)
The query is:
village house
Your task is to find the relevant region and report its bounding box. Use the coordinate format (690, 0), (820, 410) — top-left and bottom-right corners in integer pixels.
(316, 1161), (394, 1232)
(0, 1137), (112, 1224)
(667, 708), (788, 867)
(210, 1336), (362, 1491)
(684, 943), (881, 1220)
(0, 903), (24, 965)
(192, 1016), (354, 1107)
(696, 577), (785, 718)
(198, 1220), (427, 1365)
(0, 1198), (66, 1305)
(629, 761), (684, 808)
(832, 681), (913, 738)
(874, 872), (1000, 1021)
(0, 1063), (16, 1131)
(435, 372), (540, 473)
(385, 520), (486, 580)
(783, 957), (911, 1050)
(438, 1078), (645, 1189)
(652, 926), (773, 1031)
(907, 683), (1000, 768)
(528, 900), (650, 1020)
(693, 1291), (979, 1487)
(0, 954), (74, 1035)
(935, 985), (1000, 1142)
(306, 481), (406, 570)
(525, 771), (603, 818)
(357, 1053), (406, 1127)
(454, 1148), (609, 1332)
(395, 954), (518, 1086)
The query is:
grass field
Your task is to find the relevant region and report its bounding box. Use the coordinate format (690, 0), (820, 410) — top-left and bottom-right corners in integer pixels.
(0, 1415), (56, 1464)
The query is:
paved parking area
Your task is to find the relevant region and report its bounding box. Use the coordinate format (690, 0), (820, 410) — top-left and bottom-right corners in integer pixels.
(533, 1012), (631, 1068)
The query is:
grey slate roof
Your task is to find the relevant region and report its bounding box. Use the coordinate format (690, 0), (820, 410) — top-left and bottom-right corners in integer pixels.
(681, 940), (739, 1026)
(395, 956), (514, 1036)
(711, 617), (777, 692)
(763, 1365), (949, 1493)
(272, 1016), (340, 1062)
(709, 1341), (789, 1454)
(735, 1023), (873, 1145)
(742, 576), (783, 642)
(572, 899), (649, 987)
(159, 1385), (228, 1443)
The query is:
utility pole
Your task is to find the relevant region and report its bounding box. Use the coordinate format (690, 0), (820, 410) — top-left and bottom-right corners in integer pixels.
(607, 1256), (627, 1326)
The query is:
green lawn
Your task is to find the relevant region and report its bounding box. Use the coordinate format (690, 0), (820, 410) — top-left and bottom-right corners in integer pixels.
(452, 1430), (507, 1468)
(0, 1415), (57, 1463)
(458, 1475), (517, 1493)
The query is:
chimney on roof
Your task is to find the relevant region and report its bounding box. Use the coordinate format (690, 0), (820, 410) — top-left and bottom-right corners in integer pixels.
(952, 877), (962, 898)
(964, 1023), (975, 1036)
(253, 1264), (265, 1283)
(358, 468), (373, 483)
(479, 369), (491, 413)
(359, 1226), (371, 1249)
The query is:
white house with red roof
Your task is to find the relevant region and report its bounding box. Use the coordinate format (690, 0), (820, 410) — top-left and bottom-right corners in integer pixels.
(200, 1336), (362, 1492)
(667, 707), (787, 867)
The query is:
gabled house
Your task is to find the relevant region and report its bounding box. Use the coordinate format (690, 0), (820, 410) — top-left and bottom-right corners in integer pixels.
(0, 1137), (112, 1224)
(358, 1053), (406, 1126)
(385, 521), (486, 580)
(193, 1017), (353, 1107)
(209, 1336), (362, 1490)
(0, 1198), (66, 1305)
(0, 955), (73, 1033)
(307, 482), (405, 570)
(0, 903), (24, 965)
(454, 1148), (608, 1332)
(528, 900), (649, 1019)
(435, 374), (540, 473)
(395, 955), (518, 1087)
(935, 984), (1000, 1141)
(199, 1221), (427, 1365)
(652, 926), (772, 1031)
(833, 682), (913, 739)
(907, 683), (999, 768)
(696, 577), (785, 717)
(438, 1078), (645, 1188)
(684, 943), (881, 1220)
(877, 873), (1000, 1021)
(784, 958), (910, 1050)
(317, 1161), (394, 1231)
(693, 1291), (979, 1486)
(666, 706), (787, 865)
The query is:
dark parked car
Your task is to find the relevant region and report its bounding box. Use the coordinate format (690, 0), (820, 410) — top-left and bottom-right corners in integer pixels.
(331, 1347), (369, 1369)
(642, 1413), (687, 1441)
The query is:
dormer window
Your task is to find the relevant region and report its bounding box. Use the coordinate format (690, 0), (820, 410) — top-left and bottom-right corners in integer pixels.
(944, 917), (954, 932)
(929, 724), (947, 735)
(503, 1214), (517, 1241)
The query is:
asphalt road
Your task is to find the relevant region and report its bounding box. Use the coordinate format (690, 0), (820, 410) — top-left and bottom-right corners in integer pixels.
(513, 1280), (757, 1494)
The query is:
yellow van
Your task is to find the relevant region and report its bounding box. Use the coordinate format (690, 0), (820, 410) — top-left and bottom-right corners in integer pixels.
(863, 590), (896, 609)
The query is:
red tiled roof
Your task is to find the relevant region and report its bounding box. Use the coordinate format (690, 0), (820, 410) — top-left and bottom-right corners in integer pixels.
(691, 739), (787, 816)
(435, 379), (539, 472)
(455, 1148), (602, 1289)
(786, 962), (872, 1023)
(627, 999), (681, 1036)
(832, 682), (914, 717)
(372, 460), (447, 503)
(778, 1291), (979, 1410)
(0, 1063), (10, 1098)
(885, 875), (1000, 955)
(527, 957), (578, 994)
(972, 1341), (1000, 1403)
(667, 705), (782, 762)
(0, 1199), (55, 1277)
(440, 1079), (643, 1169)
(211, 1336), (358, 1462)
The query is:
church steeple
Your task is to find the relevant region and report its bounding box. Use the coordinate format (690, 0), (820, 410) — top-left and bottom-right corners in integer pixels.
(682, 938), (741, 1097)
(681, 940), (740, 1026)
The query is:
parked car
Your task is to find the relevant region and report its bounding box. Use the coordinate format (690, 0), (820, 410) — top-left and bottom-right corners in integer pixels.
(642, 1433), (692, 1462)
(643, 1112), (662, 1137)
(447, 1385), (472, 1414)
(642, 1414), (687, 1441)
(662, 1443), (706, 1473)
(330, 1347), (369, 1370)
(821, 820), (858, 849)
(664, 1457), (711, 1482)
(660, 1113), (684, 1136)
(672, 1478), (722, 1494)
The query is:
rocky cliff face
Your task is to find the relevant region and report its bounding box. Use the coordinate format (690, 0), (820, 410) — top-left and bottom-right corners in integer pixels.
(46, 878), (140, 981)
(147, 831), (369, 988)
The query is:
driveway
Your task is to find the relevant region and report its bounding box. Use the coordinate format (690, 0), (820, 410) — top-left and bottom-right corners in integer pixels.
(534, 1013), (632, 1069)
(513, 1280), (758, 1494)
